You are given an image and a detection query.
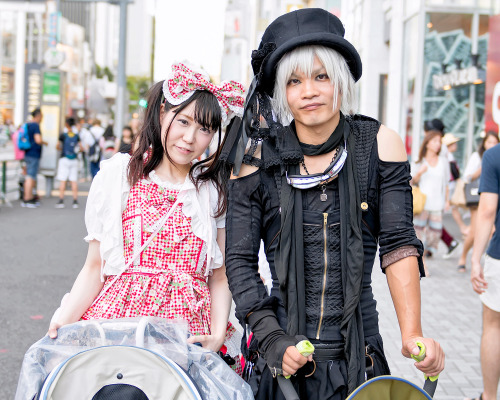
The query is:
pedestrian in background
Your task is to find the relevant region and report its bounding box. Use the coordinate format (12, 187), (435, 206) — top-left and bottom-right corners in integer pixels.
(55, 117), (83, 209)
(442, 133), (468, 256)
(11, 124), (28, 201)
(467, 139), (500, 400)
(46, 62), (245, 370)
(88, 119), (105, 178)
(412, 130), (450, 273)
(458, 132), (500, 273)
(99, 125), (116, 161)
(423, 119), (460, 258)
(21, 108), (47, 208)
(116, 125), (134, 154)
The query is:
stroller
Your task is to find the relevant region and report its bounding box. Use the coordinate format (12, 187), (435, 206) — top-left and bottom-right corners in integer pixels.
(15, 317), (252, 400)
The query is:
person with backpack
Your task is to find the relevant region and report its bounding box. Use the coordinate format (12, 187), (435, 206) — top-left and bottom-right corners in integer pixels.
(87, 119), (105, 178)
(20, 108), (46, 208)
(99, 125), (117, 161)
(46, 62), (245, 369)
(220, 8), (444, 399)
(55, 117), (84, 209)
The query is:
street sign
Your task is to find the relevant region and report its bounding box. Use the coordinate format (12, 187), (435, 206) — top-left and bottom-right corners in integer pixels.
(48, 12), (61, 48)
(42, 71), (62, 103)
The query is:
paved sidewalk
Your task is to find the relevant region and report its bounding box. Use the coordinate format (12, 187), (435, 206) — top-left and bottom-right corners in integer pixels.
(373, 215), (486, 400)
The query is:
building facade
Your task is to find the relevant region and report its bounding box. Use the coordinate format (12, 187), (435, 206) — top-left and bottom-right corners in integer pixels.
(342, 0), (500, 166)
(221, 0), (343, 86)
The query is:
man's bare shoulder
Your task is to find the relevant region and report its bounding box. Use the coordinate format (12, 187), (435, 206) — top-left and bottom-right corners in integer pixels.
(377, 125), (407, 162)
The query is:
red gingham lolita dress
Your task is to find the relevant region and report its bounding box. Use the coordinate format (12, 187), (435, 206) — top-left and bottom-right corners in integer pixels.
(82, 178), (235, 343)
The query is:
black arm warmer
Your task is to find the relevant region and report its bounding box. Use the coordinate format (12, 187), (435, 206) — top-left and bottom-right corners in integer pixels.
(248, 309), (305, 374)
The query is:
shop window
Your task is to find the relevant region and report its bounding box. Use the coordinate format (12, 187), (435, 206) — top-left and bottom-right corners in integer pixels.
(422, 12), (488, 167)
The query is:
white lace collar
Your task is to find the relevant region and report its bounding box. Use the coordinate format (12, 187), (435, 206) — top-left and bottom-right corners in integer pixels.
(147, 170), (186, 190)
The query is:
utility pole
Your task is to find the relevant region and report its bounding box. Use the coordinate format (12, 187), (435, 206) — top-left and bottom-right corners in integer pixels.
(115, 0), (128, 139)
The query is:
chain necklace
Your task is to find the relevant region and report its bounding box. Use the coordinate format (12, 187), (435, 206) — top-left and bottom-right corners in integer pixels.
(301, 147), (340, 202)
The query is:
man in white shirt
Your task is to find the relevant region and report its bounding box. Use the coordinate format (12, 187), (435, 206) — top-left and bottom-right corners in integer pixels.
(79, 119), (104, 179)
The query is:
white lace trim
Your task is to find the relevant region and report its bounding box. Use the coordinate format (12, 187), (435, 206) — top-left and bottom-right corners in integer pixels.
(147, 170), (185, 190)
(225, 329), (243, 358)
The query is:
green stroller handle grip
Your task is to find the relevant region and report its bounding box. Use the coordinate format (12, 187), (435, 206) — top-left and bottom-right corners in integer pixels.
(277, 340), (315, 400)
(411, 341), (439, 398)
(410, 341), (426, 362)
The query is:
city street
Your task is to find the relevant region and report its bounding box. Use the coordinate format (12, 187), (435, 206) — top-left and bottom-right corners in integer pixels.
(0, 189), (486, 399)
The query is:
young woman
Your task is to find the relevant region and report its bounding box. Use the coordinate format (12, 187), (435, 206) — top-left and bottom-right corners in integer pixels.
(457, 131), (500, 272)
(47, 63), (245, 360)
(116, 125), (134, 155)
(99, 125), (116, 160)
(411, 130), (450, 272)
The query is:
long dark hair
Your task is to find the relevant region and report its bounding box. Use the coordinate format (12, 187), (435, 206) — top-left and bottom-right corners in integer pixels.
(103, 125), (115, 140)
(417, 130), (442, 163)
(128, 80), (228, 217)
(478, 131), (499, 158)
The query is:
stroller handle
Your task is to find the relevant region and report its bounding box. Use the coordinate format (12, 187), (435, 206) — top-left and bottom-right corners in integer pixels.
(410, 341), (439, 398)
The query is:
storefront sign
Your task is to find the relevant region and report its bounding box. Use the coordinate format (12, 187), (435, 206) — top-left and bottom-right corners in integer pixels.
(484, 15), (500, 133)
(42, 71), (61, 103)
(48, 12), (60, 48)
(432, 65), (484, 91)
(23, 64), (42, 122)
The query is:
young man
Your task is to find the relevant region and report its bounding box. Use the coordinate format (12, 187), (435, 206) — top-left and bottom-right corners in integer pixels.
(468, 141), (500, 400)
(22, 108), (46, 208)
(222, 8), (444, 399)
(55, 117), (83, 209)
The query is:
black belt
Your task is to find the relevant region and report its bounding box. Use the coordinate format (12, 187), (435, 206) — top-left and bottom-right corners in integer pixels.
(312, 342), (345, 362)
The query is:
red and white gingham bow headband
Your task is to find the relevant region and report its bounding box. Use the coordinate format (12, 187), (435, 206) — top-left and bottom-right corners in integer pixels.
(163, 63), (245, 126)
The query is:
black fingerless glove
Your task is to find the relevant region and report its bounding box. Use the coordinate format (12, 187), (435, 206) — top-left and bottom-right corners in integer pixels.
(248, 309), (306, 375)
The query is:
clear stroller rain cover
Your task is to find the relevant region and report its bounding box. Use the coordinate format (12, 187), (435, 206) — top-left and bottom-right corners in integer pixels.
(16, 317), (252, 400)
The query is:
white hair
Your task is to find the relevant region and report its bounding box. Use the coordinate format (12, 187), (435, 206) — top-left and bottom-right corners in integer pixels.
(272, 45), (357, 124)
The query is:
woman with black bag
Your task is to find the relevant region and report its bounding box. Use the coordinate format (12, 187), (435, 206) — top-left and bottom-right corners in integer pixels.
(457, 132), (499, 272)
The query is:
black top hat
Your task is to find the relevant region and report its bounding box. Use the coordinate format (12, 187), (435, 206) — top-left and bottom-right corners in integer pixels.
(251, 8), (362, 96)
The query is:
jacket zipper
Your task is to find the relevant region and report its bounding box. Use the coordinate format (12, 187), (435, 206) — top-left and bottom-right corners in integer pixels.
(316, 212), (329, 339)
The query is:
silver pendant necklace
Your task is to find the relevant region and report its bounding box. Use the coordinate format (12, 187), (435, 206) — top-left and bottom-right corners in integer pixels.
(301, 147), (339, 202)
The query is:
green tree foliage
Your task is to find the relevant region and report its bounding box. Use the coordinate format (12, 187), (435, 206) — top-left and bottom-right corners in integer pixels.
(127, 76), (150, 113)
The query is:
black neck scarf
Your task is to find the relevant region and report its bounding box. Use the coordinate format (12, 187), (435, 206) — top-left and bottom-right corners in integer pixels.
(297, 117), (344, 156)
(275, 116), (366, 394)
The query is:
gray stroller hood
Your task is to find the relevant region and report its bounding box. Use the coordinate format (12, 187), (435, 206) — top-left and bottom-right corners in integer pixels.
(15, 317), (252, 400)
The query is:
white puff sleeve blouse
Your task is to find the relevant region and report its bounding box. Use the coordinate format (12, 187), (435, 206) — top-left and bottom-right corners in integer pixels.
(84, 153), (225, 281)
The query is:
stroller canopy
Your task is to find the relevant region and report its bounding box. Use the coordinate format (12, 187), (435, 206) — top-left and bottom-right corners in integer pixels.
(16, 317), (252, 400)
